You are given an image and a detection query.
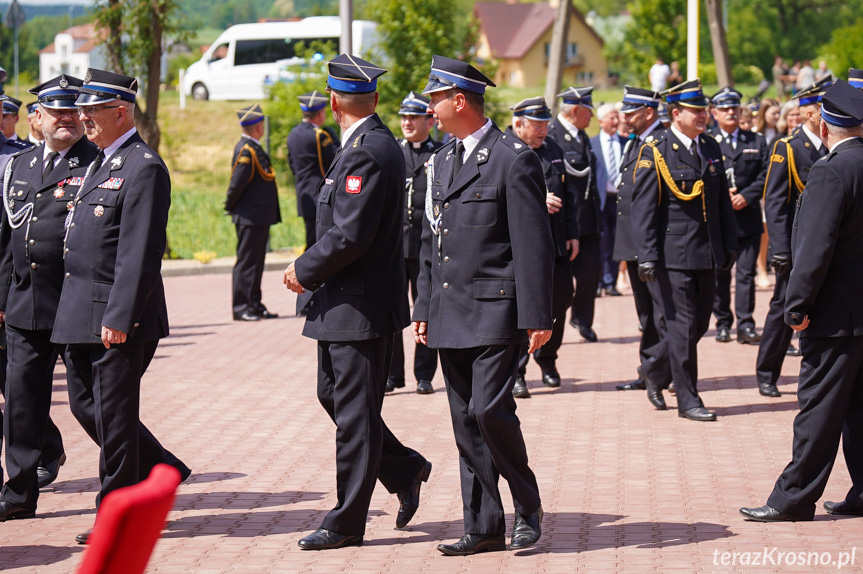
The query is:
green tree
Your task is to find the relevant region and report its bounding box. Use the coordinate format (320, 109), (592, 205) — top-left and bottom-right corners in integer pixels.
(621, 0), (687, 83)
(820, 18), (863, 79)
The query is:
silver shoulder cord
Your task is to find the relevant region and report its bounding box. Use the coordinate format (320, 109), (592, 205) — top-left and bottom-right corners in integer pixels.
(61, 156), (99, 258)
(564, 160), (593, 199)
(425, 151), (440, 235)
(3, 158), (34, 230)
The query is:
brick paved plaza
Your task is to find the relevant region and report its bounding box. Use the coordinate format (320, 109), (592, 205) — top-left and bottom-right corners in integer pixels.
(1, 268), (861, 573)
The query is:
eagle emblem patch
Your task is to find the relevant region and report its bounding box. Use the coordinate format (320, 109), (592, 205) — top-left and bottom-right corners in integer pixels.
(346, 176), (362, 194)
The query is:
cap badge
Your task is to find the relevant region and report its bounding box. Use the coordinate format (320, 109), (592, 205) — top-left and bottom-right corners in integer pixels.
(84, 71), (92, 83)
(59, 76), (69, 89)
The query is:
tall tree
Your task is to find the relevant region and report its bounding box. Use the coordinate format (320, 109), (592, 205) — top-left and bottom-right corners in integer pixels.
(704, 0), (732, 86)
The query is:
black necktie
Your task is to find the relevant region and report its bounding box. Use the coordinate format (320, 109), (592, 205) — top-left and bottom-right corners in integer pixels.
(91, 151), (105, 175)
(451, 141), (465, 183)
(42, 151), (59, 183)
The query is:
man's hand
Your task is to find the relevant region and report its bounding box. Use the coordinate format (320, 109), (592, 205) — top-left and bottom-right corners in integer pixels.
(730, 192), (748, 210)
(0, 310), (5, 325)
(770, 253), (791, 274)
(567, 239), (580, 261)
(637, 261), (657, 283)
(101, 326), (127, 349)
(546, 192), (563, 215)
(527, 329), (552, 354)
(283, 262), (305, 294)
(412, 321), (428, 345)
(790, 315), (810, 332)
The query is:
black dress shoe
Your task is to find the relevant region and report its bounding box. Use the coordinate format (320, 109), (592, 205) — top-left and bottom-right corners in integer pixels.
(0, 500), (36, 522)
(739, 505), (800, 522)
(76, 528), (92, 545)
(233, 312), (261, 322)
(385, 378), (405, 393)
(737, 327), (762, 344)
(541, 367), (561, 388)
(416, 380), (434, 394)
(437, 533), (506, 556)
(577, 324), (598, 342)
(396, 461), (432, 528)
(715, 327), (731, 342)
(668, 382), (676, 395)
(786, 344), (801, 356)
(678, 407), (717, 421)
(298, 528), (363, 550)
(37, 453), (67, 488)
(257, 309), (279, 319)
(511, 506), (543, 549)
(616, 380), (646, 391)
(758, 382), (781, 397)
(641, 367), (667, 410)
(604, 286), (622, 296)
(824, 500), (863, 516)
(512, 375), (530, 398)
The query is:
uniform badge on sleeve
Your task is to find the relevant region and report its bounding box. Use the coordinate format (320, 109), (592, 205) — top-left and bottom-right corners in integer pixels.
(346, 175), (362, 194)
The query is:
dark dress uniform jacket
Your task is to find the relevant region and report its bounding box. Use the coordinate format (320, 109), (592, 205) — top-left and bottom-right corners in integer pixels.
(548, 118), (602, 238)
(0, 137), (99, 329)
(401, 136), (442, 260)
(52, 133), (170, 344)
(631, 130), (738, 270)
(287, 121), (340, 219)
(225, 137), (281, 226)
(764, 127), (825, 258)
(295, 114), (410, 341)
(713, 129), (767, 237)
(413, 125), (554, 348)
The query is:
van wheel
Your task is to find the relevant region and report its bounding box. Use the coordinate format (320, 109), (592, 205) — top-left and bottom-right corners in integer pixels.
(192, 83), (209, 101)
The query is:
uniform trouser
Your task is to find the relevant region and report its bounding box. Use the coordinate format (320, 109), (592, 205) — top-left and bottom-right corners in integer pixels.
(756, 267), (794, 386)
(64, 342), (189, 508)
(232, 223), (269, 315)
(599, 196), (618, 288)
(1, 327), (66, 508)
(390, 258), (438, 383)
(713, 233), (761, 332)
(767, 335), (863, 519)
(316, 337), (427, 536)
(439, 344), (541, 536)
(519, 256), (574, 375)
(655, 268), (715, 411)
(570, 233), (602, 328)
(626, 261), (672, 387)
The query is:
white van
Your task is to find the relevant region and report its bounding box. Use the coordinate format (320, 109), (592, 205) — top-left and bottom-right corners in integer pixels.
(182, 17), (378, 101)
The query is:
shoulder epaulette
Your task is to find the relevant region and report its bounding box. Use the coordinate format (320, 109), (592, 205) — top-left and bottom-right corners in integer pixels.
(7, 139), (30, 150)
(499, 132), (530, 153)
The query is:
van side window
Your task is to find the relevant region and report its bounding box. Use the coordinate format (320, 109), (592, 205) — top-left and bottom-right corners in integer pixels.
(234, 38), (334, 66)
(211, 43), (229, 63)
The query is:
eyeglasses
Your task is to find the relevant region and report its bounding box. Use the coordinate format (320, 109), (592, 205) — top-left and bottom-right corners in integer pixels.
(76, 105), (124, 114)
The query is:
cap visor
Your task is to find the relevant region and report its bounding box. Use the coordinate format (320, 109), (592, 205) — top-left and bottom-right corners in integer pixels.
(421, 79), (452, 96)
(75, 93), (113, 106)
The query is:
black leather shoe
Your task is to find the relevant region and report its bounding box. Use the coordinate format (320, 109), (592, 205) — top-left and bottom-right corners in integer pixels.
(298, 528), (363, 550)
(0, 500), (36, 522)
(604, 286), (622, 296)
(739, 505), (801, 522)
(37, 453), (67, 488)
(511, 506), (543, 549)
(76, 528), (92, 545)
(668, 382), (676, 395)
(641, 367), (666, 410)
(758, 382), (781, 397)
(233, 312), (260, 322)
(678, 407), (717, 421)
(541, 368), (561, 388)
(577, 324), (598, 342)
(715, 327), (731, 343)
(437, 533), (506, 556)
(416, 380), (434, 394)
(396, 461), (432, 528)
(385, 378), (405, 393)
(824, 500), (863, 516)
(257, 309), (279, 319)
(786, 344), (801, 356)
(737, 327), (762, 344)
(616, 380), (646, 391)
(512, 375), (530, 398)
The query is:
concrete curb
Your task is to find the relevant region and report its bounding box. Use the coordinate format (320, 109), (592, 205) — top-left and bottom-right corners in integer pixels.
(160, 251), (299, 277)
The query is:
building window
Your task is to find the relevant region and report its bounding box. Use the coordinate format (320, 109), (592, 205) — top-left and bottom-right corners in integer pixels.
(577, 71), (594, 84)
(566, 43), (578, 63)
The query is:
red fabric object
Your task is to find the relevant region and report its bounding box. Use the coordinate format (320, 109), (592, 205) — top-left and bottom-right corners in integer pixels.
(78, 464), (182, 574)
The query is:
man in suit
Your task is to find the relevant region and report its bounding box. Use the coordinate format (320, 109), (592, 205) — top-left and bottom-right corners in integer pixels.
(592, 103), (625, 297)
(548, 87), (603, 342)
(740, 80), (863, 522)
(51, 68), (190, 544)
(386, 91), (441, 395)
(709, 87), (768, 346)
(1, 97), (32, 148)
(505, 96), (578, 399)
(226, 104), (281, 322)
(631, 79), (738, 421)
(412, 55), (553, 555)
(283, 55), (431, 551)
(756, 77), (833, 398)
(612, 86), (672, 399)
(0, 75), (96, 521)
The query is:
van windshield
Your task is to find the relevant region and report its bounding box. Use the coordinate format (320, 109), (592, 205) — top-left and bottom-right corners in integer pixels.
(234, 38), (336, 66)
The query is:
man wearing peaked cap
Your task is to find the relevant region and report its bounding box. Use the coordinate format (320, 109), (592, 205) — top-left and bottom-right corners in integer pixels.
(386, 91), (441, 396)
(51, 68), (190, 544)
(25, 102), (43, 146)
(741, 79), (863, 523)
(413, 55), (553, 555)
(708, 86), (769, 352)
(756, 75), (833, 400)
(283, 55), (431, 550)
(548, 85), (604, 344)
(226, 103), (281, 322)
(0, 69), (27, 174)
(849, 68), (863, 90)
(506, 96), (578, 399)
(2, 96), (32, 149)
(631, 78), (738, 421)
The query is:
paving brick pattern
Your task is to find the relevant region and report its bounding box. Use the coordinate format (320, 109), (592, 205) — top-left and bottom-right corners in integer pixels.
(1, 271), (861, 573)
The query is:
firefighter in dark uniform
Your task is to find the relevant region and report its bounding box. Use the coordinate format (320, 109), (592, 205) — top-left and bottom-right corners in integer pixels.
(51, 68), (190, 544)
(283, 55), (431, 551)
(226, 104), (281, 321)
(505, 96), (578, 399)
(850, 68), (863, 89)
(386, 91), (441, 395)
(709, 87), (768, 346)
(741, 79), (863, 522)
(756, 77), (833, 398)
(412, 55), (553, 555)
(1, 97), (33, 149)
(612, 85), (672, 397)
(631, 79), (738, 421)
(548, 87), (603, 342)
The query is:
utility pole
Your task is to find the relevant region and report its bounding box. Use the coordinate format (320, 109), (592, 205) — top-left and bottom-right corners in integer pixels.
(686, 0), (698, 80)
(340, 0), (353, 55)
(4, 0), (26, 96)
(544, 0), (571, 117)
